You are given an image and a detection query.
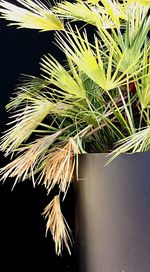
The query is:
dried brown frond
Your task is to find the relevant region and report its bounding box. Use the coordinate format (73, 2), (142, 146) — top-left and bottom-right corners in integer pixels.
(42, 195), (72, 255)
(39, 138), (79, 196)
(0, 131), (62, 187)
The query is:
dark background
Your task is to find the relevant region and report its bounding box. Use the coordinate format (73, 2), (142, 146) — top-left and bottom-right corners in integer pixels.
(0, 5), (75, 271)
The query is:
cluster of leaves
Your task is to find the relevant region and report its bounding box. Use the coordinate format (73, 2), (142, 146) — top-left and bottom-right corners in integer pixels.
(0, 0), (150, 254)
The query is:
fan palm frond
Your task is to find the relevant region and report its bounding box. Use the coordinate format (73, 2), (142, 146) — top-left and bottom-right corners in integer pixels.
(53, 0), (102, 26)
(42, 195), (72, 256)
(54, 0), (126, 28)
(6, 75), (50, 110)
(121, 13), (150, 70)
(128, 0), (150, 6)
(56, 27), (111, 91)
(86, 0), (100, 4)
(136, 42), (150, 110)
(100, 0), (124, 27)
(0, 0), (63, 31)
(40, 54), (86, 99)
(1, 95), (70, 155)
(56, 26), (146, 92)
(39, 138), (79, 196)
(0, 131), (62, 186)
(108, 126), (150, 163)
(97, 5), (150, 71)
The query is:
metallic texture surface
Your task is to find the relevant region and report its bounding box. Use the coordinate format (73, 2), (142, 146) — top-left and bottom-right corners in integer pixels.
(75, 153), (150, 272)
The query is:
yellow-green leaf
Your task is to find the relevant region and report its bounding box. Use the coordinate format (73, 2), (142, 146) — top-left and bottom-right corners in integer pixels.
(0, 0), (63, 31)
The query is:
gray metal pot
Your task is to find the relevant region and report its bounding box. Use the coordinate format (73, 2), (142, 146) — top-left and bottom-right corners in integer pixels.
(75, 153), (150, 272)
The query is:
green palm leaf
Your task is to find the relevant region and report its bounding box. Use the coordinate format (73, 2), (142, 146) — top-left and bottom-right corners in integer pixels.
(108, 126), (150, 163)
(0, 0), (63, 31)
(40, 54), (86, 99)
(136, 42), (150, 110)
(0, 95), (70, 155)
(6, 75), (50, 110)
(54, 0), (127, 29)
(53, 0), (102, 26)
(128, 0), (150, 6)
(56, 26), (147, 91)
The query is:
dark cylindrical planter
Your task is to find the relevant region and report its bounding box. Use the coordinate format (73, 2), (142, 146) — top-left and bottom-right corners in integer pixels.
(75, 153), (150, 272)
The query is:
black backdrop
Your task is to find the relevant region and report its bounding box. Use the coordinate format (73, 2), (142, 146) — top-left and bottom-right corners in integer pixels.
(0, 11), (75, 272)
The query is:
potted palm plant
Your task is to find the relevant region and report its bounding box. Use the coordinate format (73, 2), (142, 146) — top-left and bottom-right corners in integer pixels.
(0, 0), (150, 270)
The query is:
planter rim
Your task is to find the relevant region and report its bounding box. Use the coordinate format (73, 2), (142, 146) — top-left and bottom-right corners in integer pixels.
(78, 152), (150, 156)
